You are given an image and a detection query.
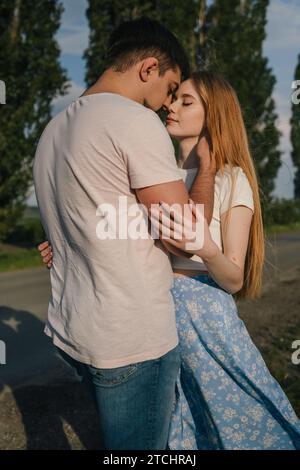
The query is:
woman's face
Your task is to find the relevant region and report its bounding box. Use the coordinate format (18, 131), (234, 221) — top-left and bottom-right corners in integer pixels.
(166, 79), (205, 140)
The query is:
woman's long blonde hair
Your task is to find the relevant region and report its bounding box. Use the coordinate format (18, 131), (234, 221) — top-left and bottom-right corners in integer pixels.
(191, 71), (265, 299)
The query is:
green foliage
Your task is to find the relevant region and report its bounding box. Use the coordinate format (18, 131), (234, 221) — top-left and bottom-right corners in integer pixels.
(203, 0), (281, 198)
(290, 53), (300, 199)
(83, 0), (198, 86)
(0, 0), (69, 241)
(5, 216), (45, 247)
(0, 243), (43, 272)
(263, 198), (300, 227)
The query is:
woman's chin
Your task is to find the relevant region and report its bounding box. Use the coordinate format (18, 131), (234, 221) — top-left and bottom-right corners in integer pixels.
(166, 127), (181, 140)
(166, 131), (184, 142)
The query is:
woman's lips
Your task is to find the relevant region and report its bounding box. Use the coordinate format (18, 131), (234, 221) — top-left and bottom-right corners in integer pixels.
(166, 118), (178, 124)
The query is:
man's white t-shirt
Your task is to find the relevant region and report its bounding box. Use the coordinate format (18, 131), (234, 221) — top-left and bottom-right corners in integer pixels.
(33, 92), (182, 368)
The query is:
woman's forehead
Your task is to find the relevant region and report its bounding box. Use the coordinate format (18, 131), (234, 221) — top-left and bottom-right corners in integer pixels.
(177, 79), (197, 97)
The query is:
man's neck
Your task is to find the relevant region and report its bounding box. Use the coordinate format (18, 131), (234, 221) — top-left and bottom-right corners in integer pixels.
(81, 69), (144, 105)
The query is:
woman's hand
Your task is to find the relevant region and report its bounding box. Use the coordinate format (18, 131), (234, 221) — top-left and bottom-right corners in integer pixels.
(196, 131), (216, 175)
(150, 198), (218, 260)
(37, 240), (53, 269)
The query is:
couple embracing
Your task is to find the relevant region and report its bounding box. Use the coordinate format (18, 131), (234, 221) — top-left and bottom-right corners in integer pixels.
(33, 16), (300, 450)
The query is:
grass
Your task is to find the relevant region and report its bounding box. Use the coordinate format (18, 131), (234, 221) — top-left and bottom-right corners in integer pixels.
(0, 207), (45, 272)
(0, 242), (43, 273)
(265, 222), (300, 234)
(238, 273), (300, 417)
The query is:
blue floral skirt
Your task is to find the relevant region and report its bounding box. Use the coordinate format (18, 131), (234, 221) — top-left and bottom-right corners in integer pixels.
(167, 274), (300, 450)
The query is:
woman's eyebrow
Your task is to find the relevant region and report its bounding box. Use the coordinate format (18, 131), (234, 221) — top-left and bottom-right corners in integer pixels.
(181, 93), (195, 99)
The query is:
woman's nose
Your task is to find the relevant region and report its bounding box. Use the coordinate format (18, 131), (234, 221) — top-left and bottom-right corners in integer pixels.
(165, 99), (176, 113)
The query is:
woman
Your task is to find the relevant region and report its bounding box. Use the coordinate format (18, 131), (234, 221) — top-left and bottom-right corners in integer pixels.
(38, 71), (300, 450)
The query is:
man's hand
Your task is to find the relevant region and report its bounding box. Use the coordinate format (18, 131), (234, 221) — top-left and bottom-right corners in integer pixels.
(37, 240), (53, 269)
(196, 131), (216, 175)
(188, 131), (216, 224)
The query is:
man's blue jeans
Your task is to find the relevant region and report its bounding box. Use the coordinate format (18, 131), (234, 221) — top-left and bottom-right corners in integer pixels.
(57, 344), (181, 450)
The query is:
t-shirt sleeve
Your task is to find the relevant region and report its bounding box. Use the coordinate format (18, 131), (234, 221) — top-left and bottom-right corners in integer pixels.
(122, 110), (182, 189)
(219, 167), (254, 215)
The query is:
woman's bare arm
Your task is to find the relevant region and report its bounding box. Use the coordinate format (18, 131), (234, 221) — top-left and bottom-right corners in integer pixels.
(200, 205), (253, 294)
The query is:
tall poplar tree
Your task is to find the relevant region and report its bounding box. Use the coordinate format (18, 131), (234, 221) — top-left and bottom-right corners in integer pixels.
(0, 0), (68, 241)
(290, 53), (300, 199)
(199, 0), (281, 200)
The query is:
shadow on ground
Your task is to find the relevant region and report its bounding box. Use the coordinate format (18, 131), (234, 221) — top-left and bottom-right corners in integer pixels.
(0, 306), (100, 449)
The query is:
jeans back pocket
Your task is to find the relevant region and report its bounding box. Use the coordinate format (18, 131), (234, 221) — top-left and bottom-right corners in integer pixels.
(87, 362), (139, 387)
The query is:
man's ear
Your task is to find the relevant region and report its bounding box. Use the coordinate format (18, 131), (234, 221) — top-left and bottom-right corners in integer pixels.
(139, 57), (159, 83)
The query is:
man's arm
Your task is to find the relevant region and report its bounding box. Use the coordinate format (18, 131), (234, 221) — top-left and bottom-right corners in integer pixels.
(135, 179), (195, 258)
(189, 135), (216, 225)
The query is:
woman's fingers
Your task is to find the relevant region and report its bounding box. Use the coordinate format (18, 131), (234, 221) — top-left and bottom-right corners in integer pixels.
(41, 246), (52, 257)
(150, 202), (206, 253)
(37, 240), (53, 268)
(151, 208), (193, 246)
(43, 253), (52, 263)
(160, 199), (199, 225)
(151, 206), (180, 239)
(159, 201), (205, 251)
(188, 198), (206, 225)
(38, 240), (49, 251)
(159, 202), (196, 237)
(151, 208), (176, 239)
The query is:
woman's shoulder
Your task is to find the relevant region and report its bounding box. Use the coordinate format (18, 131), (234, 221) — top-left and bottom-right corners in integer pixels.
(215, 164), (249, 189)
(216, 164), (254, 214)
(216, 163), (246, 177)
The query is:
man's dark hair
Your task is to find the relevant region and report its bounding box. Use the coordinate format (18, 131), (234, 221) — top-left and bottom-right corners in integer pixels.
(105, 16), (190, 80)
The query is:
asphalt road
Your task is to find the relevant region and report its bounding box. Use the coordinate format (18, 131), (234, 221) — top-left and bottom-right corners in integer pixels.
(1, 230), (300, 388)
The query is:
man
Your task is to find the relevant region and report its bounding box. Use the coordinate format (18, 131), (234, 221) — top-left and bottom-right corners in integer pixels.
(33, 16), (215, 450)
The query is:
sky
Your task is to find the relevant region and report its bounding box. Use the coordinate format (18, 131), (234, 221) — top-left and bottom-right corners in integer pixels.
(27, 0), (300, 205)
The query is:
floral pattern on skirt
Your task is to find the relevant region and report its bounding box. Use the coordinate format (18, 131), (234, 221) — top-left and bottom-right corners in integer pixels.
(167, 274), (300, 450)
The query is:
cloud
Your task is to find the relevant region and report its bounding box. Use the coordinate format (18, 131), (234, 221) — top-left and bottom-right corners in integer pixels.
(57, 24), (89, 56)
(263, 0), (299, 199)
(264, 0), (300, 52)
(61, 0), (87, 24)
(273, 156), (295, 200)
(272, 87), (296, 199)
(273, 91), (291, 154)
(56, 0), (88, 56)
(26, 186), (37, 208)
(51, 81), (86, 115)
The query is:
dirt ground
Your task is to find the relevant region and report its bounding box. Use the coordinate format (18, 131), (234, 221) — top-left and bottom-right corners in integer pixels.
(0, 267), (300, 450)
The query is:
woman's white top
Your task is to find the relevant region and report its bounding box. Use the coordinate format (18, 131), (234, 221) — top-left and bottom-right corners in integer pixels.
(170, 164), (255, 271)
